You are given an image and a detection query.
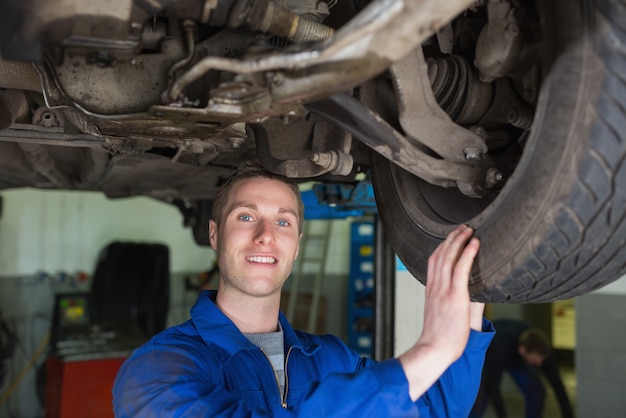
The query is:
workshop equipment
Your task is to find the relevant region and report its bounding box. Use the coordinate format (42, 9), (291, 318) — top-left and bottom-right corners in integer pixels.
(44, 242), (170, 418)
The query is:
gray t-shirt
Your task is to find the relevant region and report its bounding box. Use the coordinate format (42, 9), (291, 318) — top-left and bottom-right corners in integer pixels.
(244, 325), (285, 397)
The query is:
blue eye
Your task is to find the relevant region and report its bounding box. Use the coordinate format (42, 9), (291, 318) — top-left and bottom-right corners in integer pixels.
(277, 219), (290, 227)
(239, 214), (253, 222)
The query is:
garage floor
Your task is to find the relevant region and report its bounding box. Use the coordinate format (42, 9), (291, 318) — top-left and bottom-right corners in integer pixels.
(482, 366), (576, 417)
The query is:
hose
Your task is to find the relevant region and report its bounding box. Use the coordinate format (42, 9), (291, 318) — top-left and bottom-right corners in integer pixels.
(0, 332), (50, 405)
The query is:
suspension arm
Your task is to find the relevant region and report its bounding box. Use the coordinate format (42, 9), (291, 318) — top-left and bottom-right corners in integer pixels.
(306, 93), (492, 189)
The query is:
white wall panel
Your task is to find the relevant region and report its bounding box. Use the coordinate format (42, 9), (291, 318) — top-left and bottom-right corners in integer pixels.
(0, 189), (214, 276)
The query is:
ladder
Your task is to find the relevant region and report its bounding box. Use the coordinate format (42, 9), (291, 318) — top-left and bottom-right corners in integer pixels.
(285, 220), (332, 333)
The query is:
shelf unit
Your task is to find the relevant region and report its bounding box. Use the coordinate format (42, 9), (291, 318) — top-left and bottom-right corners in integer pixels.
(347, 220), (375, 356)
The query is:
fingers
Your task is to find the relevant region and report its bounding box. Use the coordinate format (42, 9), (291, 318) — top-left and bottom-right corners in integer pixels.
(453, 235), (480, 286)
(427, 225), (479, 291)
(419, 225), (480, 360)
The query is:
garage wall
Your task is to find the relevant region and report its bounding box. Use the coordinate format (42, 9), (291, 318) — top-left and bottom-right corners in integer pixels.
(575, 276), (626, 418)
(394, 265), (425, 357)
(0, 189), (216, 275)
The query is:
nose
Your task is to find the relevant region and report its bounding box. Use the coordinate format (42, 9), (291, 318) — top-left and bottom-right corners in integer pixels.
(254, 219), (274, 245)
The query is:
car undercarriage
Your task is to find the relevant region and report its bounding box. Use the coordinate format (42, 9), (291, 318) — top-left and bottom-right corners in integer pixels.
(1, 0), (626, 302)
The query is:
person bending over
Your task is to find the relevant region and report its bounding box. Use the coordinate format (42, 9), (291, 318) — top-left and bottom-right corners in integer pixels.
(471, 318), (573, 418)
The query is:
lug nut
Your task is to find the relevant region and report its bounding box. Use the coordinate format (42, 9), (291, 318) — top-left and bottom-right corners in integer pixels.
(486, 168), (504, 186)
(464, 147), (481, 160)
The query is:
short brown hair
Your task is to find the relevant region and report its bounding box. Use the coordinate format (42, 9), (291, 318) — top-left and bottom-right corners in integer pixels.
(519, 328), (551, 357)
(211, 161), (304, 233)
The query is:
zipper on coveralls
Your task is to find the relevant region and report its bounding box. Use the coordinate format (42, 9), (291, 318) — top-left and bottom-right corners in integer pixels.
(260, 346), (293, 409)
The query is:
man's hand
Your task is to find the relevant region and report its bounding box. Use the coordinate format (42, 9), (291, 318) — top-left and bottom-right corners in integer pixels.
(398, 225), (481, 401)
(470, 300), (485, 331)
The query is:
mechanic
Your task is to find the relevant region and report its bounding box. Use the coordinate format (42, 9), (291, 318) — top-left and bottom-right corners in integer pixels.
(112, 161), (495, 417)
(470, 318), (574, 418)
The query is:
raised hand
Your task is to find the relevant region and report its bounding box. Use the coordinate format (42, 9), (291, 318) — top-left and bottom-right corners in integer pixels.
(399, 225), (481, 401)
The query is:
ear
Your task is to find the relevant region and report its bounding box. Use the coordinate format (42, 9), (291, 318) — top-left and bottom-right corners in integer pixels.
(209, 219), (218, 251)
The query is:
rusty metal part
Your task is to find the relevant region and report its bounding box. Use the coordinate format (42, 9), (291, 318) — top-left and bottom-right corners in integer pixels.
(15, 0), (142, 62)
(154, 81), (273, 124)
(485, 167), (503, 186)
(0, 124), (113, 148)
(308, 118), (354, 175)
(18, 142), (74, 187)
(0, 118), (233, 155)
(167, 20), (198, 89)
(32, 107), (65, 128)
(479, 77), (533, 129)
(307, 93), (492, 189)
(391, 48), (488, 162)
(226, 122), (248, 148)
(49, 35), (187, 115)
(61, 108), (102, 136)
(435, 23), (455, 54)
(255, 116), (353, 178)
(279, 0), (331, 22)
(201, 0), (222, 23)
(228, 0), (334, 42)
(167, 0), (476, 105)
(474, 0), (523, 82)
(95, 116), (246, 149)
(0, 90), (29, 131)
(39, 25), (260, 120)
(311, 150), (353, 176)
(254, 125), (331, 177)
(0, 60), (42, 92)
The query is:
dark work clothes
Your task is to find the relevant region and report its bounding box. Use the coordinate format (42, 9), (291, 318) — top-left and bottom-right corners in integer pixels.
(471, 319), (573, 418)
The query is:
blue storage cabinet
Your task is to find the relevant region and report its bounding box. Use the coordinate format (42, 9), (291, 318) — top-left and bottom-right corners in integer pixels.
(347, 220), (375, 356)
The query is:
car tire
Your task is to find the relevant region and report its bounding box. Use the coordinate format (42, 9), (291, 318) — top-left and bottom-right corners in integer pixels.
(371, 0), (626, 302)
(191, 200), (214, 247)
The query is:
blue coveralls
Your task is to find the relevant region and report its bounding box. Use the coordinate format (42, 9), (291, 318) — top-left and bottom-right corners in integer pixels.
(113, 290), (494, 417)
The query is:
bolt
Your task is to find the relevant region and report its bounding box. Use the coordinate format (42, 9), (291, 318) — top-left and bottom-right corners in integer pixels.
(272, 72), (285, 87)
(486, 168), (504, 187)
(311, 151), (334, 169)
(229, 137), (245, 148)
(311, 152), (323, 164)
(464, 147), (481, 160)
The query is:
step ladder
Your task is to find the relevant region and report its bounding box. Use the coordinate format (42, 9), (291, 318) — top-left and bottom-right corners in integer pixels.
(285, 220), (332, 333)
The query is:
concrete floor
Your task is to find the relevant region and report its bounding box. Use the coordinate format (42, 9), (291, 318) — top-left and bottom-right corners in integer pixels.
(482, 366), (577, 418)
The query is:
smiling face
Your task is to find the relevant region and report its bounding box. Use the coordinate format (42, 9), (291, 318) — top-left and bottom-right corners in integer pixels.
(209, 177), (302, 301)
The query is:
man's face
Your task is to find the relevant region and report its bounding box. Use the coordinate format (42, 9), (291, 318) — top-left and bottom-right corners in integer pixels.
(209, 177), (302, 299)
(519, 346), (546, 367)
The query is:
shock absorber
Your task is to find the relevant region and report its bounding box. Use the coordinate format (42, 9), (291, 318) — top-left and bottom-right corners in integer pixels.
(427, 55), (493, 125)
(428, 54), (532, 129)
